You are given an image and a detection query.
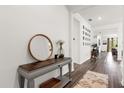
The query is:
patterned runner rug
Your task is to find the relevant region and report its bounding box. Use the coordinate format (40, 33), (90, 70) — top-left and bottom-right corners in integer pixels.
(74, 70), (108, 88)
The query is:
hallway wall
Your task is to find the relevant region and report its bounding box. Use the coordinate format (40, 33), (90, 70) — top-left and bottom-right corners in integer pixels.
(0, 5), (70, 87)
(121, 10), (124, 86)
(71, 13), (93, 64)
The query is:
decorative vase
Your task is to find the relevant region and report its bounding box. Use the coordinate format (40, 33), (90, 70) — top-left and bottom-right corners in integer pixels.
(56, 40), (64, 58)
(59, 43), (64, 58)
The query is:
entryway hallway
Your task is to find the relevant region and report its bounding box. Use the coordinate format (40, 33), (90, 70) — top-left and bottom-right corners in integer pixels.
(65, 52), (122, 88)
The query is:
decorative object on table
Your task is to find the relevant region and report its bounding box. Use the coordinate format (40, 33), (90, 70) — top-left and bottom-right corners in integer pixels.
(74, 70), (108, 88)
(54, 54), (58, 59)
(56, 40), (65, 58)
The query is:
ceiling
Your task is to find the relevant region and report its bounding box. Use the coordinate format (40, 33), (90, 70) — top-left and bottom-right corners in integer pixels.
(66, 5), (94, 12)
(67, 5), (124, 28)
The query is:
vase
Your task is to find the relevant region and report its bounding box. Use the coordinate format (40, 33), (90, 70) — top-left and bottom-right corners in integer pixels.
(57, 43), (64, 58)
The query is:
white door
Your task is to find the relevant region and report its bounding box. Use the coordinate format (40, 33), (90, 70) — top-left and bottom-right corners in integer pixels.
(72, 18), (80, 64)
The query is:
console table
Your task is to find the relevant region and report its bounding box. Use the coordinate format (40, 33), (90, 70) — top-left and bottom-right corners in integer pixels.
(17, 57), (72, 88)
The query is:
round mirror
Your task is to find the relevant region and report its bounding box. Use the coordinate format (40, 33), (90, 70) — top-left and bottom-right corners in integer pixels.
(28, 34), (53, 61)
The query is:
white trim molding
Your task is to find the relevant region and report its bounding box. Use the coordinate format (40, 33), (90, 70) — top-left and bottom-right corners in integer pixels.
(121, 80), (124, 86)
(121, 60), (124, 86)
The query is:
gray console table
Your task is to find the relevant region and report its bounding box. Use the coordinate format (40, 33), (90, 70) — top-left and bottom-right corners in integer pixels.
(17, 57), (72, 88)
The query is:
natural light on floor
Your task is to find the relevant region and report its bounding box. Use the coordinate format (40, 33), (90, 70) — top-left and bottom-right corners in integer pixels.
(105, 52), (115, 66)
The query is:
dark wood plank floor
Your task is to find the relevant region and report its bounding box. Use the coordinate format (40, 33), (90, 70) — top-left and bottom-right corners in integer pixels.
(64, 52), (123, 88)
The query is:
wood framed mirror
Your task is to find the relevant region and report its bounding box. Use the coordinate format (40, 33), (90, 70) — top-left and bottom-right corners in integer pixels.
(28, 34), (53, 61)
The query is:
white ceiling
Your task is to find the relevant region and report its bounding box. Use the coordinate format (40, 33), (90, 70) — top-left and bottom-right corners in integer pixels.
(67, 5), (124, 28)
(66, 5), (94, 12)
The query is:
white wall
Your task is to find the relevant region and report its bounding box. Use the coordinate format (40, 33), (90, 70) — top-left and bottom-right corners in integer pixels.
(71, 13), (92, 64)
(121, 7), (124, 86)
(0, 5), (70, 88)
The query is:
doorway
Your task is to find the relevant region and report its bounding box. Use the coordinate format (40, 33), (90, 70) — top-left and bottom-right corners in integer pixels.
(107, 37), (118, 60)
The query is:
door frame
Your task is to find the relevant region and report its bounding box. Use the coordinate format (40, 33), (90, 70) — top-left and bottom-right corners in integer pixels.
(71, 16), (80, 64)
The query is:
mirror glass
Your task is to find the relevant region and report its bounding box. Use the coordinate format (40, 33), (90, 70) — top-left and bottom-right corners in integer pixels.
(29, 34), (53, 61)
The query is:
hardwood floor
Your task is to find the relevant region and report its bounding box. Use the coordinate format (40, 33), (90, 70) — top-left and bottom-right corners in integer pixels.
(64, 52), (123, 88)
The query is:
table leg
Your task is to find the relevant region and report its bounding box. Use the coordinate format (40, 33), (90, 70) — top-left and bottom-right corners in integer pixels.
(18, 74), (25, 88)
(60, 66), (63, 80)
(27, 79), (34, 88)
(68, 63), (72, 79)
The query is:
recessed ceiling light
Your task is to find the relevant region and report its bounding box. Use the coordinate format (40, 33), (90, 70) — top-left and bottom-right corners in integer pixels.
(98, 16), (102, 20)
(88, 18), (92, 21)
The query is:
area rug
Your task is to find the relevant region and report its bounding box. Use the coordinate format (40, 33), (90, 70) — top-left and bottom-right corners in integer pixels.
(74, 70), (108, 88)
